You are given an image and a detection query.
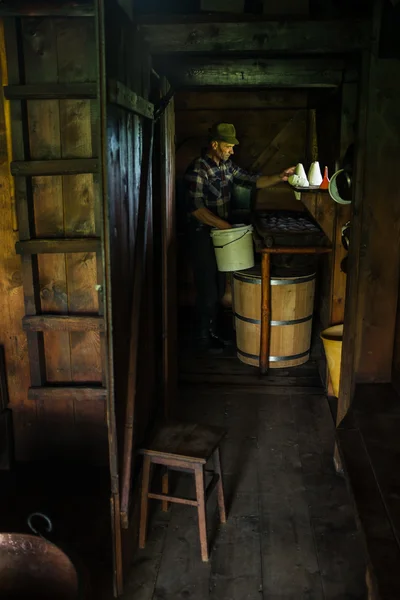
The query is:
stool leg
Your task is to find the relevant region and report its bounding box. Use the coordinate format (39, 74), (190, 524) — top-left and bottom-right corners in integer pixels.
(213, 447), (227, 524)
(139, 455), (151, 549)
(194, 464), (208, 562)
(162, 467), (169, 512)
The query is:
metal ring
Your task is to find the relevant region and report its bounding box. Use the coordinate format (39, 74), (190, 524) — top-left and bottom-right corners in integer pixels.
(237, 349), (310, 362)
(233, 272), (316, 286)
(271, 274), (316, 285)
(234, 313), (260, 325)
(233, 272), (261, 284)
(270, 350), (310, 362)
(234, 313), (313, 326)
(27, 512), (53, 536)
(271, 314), (313, 326)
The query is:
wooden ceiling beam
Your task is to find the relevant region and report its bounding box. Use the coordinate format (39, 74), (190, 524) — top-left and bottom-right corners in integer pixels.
(155, 57), (353, 88)
(0, 0), (94, 17)
(140, 18), (371, 55)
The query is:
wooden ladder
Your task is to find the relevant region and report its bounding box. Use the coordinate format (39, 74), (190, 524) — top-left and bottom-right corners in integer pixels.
(3, 17), (107, 422)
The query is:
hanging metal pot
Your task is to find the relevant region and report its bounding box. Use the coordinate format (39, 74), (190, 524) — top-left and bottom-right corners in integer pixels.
(0, 513), (84, 600)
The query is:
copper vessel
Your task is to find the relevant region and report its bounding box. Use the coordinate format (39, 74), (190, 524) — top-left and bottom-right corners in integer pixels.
(0, 513), (81, 600)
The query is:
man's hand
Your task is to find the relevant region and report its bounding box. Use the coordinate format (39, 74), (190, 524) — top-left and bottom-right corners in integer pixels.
(279, 166), (296, 182)
(192, 207), (232, 230)
(219, 221), (232, 230)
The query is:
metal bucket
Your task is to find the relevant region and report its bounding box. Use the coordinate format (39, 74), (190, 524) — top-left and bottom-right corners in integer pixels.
(0, 513), (81, 600)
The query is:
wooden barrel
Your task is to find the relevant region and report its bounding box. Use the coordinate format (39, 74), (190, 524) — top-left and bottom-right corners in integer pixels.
(233, 266), (316, 368)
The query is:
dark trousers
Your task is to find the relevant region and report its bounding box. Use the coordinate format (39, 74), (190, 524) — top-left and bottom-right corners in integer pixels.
(186, 220), (225, 336)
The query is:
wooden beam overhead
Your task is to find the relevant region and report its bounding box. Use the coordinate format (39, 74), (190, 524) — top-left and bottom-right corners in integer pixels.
(155, 57), (350, 88)
(141, 18), (371, 55)
(0, 0), (94, 17)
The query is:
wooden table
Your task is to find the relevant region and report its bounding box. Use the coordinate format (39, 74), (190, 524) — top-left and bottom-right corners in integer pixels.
(258, 246), (332, 375)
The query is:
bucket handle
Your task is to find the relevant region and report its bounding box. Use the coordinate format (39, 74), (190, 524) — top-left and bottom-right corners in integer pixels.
(213, 230), (250, 249)
(27, 512), (53, 538)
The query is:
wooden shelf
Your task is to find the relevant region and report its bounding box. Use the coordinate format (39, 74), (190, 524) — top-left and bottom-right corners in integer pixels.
(290, 185), (330, 194)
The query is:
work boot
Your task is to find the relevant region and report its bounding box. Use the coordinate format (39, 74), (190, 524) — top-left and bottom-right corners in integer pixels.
(209, 318), (234, 347)
(192, 316), (224, 355)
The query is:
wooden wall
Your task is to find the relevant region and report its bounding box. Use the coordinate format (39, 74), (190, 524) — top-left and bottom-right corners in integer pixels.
(1, 16), (107, 462)
(0, 5), (161, 471)
(0, 21), (30, 450)
(338, 53), (400, 422)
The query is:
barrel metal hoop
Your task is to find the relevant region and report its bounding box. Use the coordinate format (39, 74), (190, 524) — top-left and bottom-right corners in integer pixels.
(237, 349), (310, 362)
(233, 273), (316, 286)
(234, 313), (313, 326)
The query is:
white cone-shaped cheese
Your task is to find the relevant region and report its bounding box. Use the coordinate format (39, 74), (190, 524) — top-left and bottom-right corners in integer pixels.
(308, 161), (323, 186)
(295, 163), (307, 179)
(290, 163), (309, 187)
(288, 173), (309, 188)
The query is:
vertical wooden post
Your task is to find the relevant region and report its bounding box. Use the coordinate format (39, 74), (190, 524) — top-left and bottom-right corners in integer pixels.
(260, 251), (271, 375)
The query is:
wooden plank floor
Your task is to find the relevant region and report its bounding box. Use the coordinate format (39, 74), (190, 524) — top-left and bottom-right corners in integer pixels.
(123, 364), (367, 600)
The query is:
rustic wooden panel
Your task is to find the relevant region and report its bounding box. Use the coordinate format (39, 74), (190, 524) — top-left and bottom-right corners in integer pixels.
(141, 18), (371, 54)
(22, 18), (71, 389)
(175, 106), (307, 178)
(104, 0), (158, 530)
(339, 53), (400, 425)
(157, 57), (348, 88)
(2, 19), (44, 460)
(353, 58), (400, 383)
(175, 90), (308, 110)
(0, 0), (95, 17)
(0, 21), (30, 430)
(56, 17), (101, 384)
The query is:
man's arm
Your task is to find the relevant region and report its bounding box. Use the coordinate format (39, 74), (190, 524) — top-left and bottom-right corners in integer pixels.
(231, 163), (296, 189)
(192, 207), (231, 230)
(256, 167), (296, 189)
(185, 162), (231, 229)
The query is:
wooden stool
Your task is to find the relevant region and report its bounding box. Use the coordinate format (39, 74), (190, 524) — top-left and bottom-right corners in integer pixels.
(138, 422), (227, 561)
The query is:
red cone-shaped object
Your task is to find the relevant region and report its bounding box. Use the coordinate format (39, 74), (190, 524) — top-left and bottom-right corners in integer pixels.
(320, 166), (330, 189)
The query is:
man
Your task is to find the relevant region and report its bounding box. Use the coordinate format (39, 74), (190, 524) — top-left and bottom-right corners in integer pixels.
(184, 122), (295, 352)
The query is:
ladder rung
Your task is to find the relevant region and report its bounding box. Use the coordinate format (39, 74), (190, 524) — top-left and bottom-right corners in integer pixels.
(23, 315), (105, 332)
(11, 158), (99, 176)
(29, 386), (107, 402)
(16, 238), (101, 255)
(4, 83), (97, 100)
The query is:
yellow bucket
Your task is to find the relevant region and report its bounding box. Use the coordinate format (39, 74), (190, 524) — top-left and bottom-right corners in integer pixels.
(320, 324), (343, 397)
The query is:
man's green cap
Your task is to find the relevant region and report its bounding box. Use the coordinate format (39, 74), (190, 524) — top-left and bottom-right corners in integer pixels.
(209, 123), (239, 145)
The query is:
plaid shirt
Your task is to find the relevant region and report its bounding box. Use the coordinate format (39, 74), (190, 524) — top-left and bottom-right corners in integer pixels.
(184, 154), (259, 221)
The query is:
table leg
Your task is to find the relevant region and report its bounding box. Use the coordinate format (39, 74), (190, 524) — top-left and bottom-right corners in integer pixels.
(260, 252), (271, 375)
